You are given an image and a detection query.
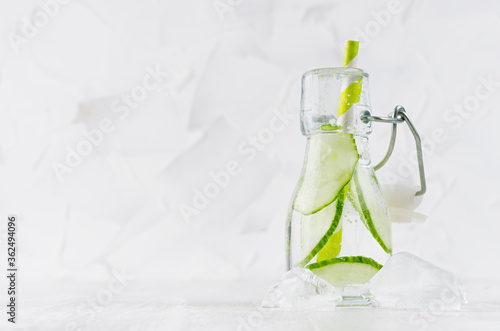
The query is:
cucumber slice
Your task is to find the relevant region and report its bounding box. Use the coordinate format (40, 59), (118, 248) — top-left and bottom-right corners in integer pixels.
(295, 189), (346, 267)
(316, 227), (342, 262)
(307, 256), (382, 287)
(292, 133), (358, 215)
(350, 165), (392, 253)
(320, 124), (341, 131)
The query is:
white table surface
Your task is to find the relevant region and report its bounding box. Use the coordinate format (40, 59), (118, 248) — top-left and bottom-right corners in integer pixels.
(6, 279), (500, 331)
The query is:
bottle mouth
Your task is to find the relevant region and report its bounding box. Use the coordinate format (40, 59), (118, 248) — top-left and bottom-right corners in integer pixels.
(300, 67), (372, 136)
(302, 67), (369, 80)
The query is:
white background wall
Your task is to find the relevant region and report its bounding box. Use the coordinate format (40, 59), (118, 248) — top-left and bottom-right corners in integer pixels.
(0, 0), (498, 288)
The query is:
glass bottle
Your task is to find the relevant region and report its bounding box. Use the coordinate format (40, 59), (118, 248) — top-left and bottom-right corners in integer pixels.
(286, 67), (392, 306)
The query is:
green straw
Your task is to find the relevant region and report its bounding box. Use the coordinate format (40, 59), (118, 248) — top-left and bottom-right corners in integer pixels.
(337, 40), (362, 120)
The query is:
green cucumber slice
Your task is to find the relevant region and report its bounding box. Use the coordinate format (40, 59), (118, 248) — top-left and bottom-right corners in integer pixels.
(350, 165), (392, 254)
(316, 227), (342, 262)
(292, 133), (359, 215)
(307, 256), (382, 287)
(295, 188), (346, 267)
(320, 124), (341, 131)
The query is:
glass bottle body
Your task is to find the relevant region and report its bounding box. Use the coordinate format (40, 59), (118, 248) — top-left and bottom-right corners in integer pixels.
(286, 68), (392, 305)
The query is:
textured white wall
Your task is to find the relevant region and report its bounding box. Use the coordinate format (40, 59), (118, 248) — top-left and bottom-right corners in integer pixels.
(0, 0), (498, 286)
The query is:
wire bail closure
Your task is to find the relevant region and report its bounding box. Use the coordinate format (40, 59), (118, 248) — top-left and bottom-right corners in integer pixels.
(360, 105), (426, 197)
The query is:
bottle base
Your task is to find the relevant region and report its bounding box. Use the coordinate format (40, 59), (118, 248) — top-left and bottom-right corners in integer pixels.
(336, 286), (373, 307)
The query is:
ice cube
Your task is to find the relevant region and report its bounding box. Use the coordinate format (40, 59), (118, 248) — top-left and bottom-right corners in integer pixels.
(362, 252), (467, 310)
(261, 268), (341, 309)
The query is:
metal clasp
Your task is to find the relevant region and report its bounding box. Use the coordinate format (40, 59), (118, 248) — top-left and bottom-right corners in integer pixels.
(361, 105), (426, 197)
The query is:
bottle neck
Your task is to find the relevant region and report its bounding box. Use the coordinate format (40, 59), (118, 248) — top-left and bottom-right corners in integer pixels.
(305, 133), (372, 166)
(300, 67), (373, 137)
